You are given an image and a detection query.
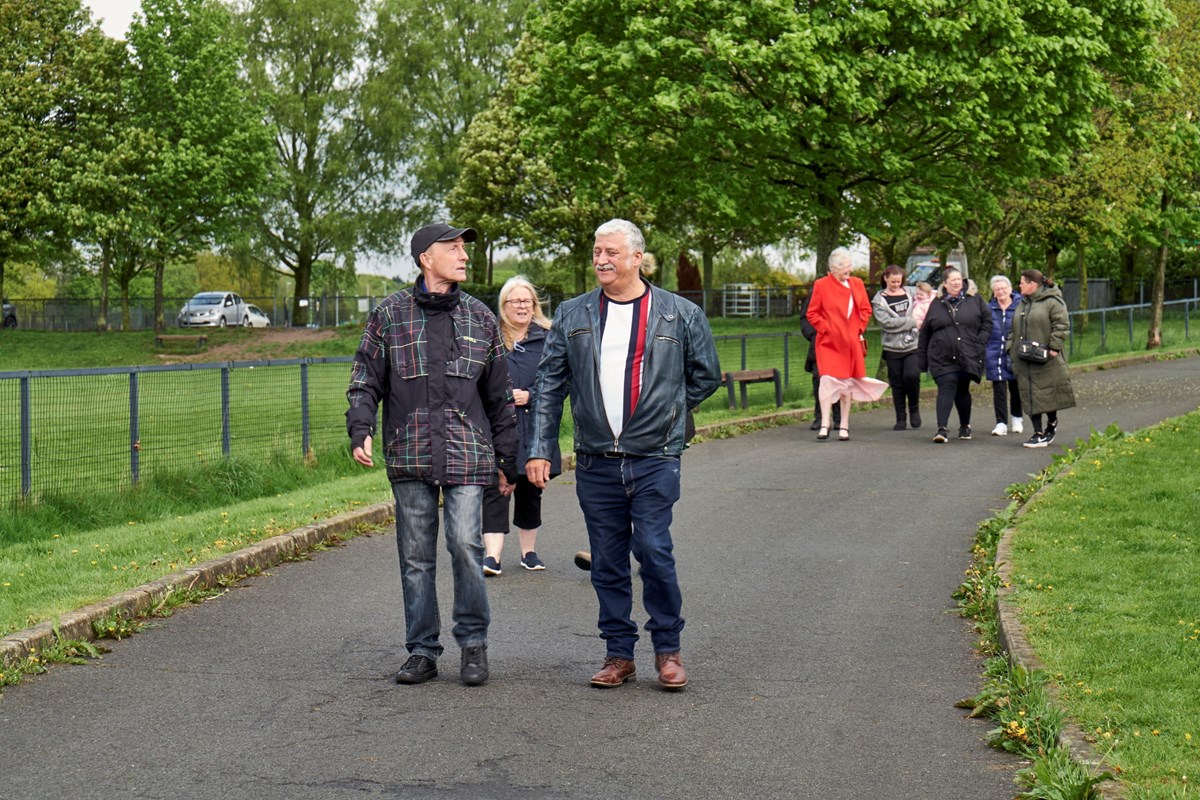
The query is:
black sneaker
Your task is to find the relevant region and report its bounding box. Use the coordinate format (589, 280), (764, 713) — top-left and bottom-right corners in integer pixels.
(482, 556), (501, 576)
(893, 419), (906, 431)
(520, 551), (546, 571)
(932, 428), (948, 443)
(394, 654), (437, 685)
(574, 551), (592, 571)
(1023, 432), (1048, 449)
(1043, 424), (1057, 445)
(909, 410), (922, 429)
(958, 425), (972, 440)
(461, 645), (489, 686)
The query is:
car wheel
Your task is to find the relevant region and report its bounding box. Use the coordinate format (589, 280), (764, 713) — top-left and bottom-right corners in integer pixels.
(218, 317), (227, 328)
(243, 315), (250, 327)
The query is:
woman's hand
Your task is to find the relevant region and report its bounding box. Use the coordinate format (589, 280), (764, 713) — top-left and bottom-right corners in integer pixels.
(512, 388), (530, 406)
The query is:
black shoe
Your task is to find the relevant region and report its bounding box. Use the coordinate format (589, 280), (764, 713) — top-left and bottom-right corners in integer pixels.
(1023, 432), (1048, 448)
(910, 410), (922, 429)
(1043, 423), (1057, 445)
(482, 556), (501, 576)
(810, 418), (822, 431)
(394, 654), (437, 685)
(958, 425), (972, 440)
(574, 551), (592, 571)
(893, 419), (906, 431)
(932, 427), (948, 443)
(461, 645), (489, 686)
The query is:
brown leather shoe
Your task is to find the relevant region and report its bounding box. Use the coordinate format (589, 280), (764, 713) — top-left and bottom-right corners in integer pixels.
(655, 651), (688, 690)
(590, 656), (636, 687)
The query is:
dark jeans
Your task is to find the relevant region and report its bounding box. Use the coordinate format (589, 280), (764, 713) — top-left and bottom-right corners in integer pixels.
(575, 453), (684, 659)
(933, 371), (973, 429)
(883, 350), (921, 420)
(391, 481), (488, 661)
(991, 379), (1022, 423)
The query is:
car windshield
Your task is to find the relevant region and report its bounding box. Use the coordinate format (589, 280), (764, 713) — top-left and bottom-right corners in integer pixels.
(189, 295), (223, 306)
(906, 265), (940, 285)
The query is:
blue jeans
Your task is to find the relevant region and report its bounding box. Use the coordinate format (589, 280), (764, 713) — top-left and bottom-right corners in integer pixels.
(391, 481), (489, 660)
(575, 453), (684, 659)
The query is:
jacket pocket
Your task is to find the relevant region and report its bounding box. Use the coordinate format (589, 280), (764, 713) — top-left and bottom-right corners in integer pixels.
(445, 332), (491, 380)
(443, 408), (494, 483)
(386, 409), (433, 475)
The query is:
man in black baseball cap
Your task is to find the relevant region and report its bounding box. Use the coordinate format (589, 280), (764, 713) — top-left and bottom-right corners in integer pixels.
(410, 222), (477, 264)
(348, 220), (516, 688)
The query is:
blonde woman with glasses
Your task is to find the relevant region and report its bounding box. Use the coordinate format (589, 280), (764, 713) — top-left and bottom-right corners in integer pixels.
(481, 276), (561, 575)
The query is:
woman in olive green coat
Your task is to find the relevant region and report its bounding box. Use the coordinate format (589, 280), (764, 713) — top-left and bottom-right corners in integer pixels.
(1007, 269), (1075, 448)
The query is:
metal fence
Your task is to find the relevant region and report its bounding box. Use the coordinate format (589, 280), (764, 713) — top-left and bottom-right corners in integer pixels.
(0, 358), (357, 509)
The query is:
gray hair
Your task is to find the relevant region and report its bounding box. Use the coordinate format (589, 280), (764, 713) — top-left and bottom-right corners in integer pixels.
(595, 219), (645, 254)
(828, 247), (853, 270)
(990, 274), (1012, 291)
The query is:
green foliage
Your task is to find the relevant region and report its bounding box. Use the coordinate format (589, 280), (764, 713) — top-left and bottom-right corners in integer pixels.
(92, 611), (144, 641)
(515, 0), (1171, 276)
(1016, 747), (1115, 800)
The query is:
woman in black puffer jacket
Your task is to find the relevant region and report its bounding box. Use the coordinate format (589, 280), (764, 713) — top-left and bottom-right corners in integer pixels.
(917, 267), (990, 443)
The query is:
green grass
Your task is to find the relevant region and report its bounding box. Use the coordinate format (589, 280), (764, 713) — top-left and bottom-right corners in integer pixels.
(1005, 411), (1200, 798)
(0, 467), (392, 636)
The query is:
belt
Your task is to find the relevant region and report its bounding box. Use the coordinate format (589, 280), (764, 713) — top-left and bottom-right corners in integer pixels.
(601, 451), (626, 458)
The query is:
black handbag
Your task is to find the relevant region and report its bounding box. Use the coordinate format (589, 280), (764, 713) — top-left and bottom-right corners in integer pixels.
(1016, 338), (1051, 363)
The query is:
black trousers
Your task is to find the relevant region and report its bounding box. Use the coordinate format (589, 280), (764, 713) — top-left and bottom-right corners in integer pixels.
(883, 350), (921, 420)
(991, 379), (1022, 423)
(933, 371), (973, 429)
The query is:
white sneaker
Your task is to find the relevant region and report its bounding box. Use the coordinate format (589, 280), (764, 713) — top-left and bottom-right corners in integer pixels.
(1010, 417), (1024, 434)
(991, 422), (1008, 436)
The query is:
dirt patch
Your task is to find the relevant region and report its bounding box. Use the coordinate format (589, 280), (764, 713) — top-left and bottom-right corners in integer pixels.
(155, 327), (340, 364)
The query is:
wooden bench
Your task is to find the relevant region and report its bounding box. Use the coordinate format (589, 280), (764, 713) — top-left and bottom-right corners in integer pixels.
(722, 368), (782, 410)
(155, 334), (208, 351)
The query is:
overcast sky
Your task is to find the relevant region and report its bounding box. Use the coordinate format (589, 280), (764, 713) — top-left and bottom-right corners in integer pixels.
(83, 0), (139, 38)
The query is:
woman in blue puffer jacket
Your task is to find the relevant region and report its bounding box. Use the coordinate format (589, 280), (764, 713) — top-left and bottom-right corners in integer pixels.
(985, 275), (1023, 436)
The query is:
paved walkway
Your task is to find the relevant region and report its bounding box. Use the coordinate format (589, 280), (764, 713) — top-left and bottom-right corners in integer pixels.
(1, 357), (1198, 800)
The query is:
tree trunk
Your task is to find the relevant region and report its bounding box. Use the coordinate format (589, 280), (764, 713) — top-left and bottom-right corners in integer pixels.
(1119, 245), (1137, 305)
(1044, 235), (1060, 280)
(0, 255), (6, 301)
(1076, 243), (1089, 333)
(814, 193), (843, 277)
(868, 238), (884, 289)
(293, 256), (313, 326)
(153, 261), (166, 333)
(1147, 191), (1170, 350)
(701, 249), (715, 316)
(98, 239), (112, 333)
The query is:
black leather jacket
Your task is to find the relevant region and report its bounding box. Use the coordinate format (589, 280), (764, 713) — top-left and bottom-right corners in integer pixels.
(527, 283), (721, 458)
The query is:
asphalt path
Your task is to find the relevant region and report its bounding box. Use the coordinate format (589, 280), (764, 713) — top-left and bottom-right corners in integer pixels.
(1, 357), (1198, 800)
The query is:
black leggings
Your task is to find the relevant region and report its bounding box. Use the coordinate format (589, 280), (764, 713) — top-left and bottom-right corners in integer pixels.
(884, 350), (921, 419)
(1031, 411), (1058, 434)
(991, 379), (1022, 423)
(933, 372), (973, 429)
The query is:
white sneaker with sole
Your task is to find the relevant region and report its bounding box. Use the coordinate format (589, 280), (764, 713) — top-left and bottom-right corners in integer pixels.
(1010, 416), (1024, 434)
(991, 422), (1008, 436)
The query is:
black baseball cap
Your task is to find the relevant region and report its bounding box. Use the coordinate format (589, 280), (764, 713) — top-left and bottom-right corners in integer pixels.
(411, 223), (477, 263)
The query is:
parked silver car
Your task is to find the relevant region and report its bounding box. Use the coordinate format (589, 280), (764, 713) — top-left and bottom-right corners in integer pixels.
(2, 298), (15, 329)
(177, 292), (249, 328)
(245, 304), (272, 327)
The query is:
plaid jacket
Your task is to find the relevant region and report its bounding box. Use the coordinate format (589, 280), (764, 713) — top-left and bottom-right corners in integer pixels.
(346, 280), (517, 486)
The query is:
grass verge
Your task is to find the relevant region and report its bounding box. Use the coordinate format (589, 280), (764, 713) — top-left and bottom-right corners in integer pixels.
(956, 414), (1200, 799)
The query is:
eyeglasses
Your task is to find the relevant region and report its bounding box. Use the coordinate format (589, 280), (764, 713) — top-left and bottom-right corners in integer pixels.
(505, 299), (533, 307)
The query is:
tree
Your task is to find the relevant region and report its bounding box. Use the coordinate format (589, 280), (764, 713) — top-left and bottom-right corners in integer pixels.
(235, 0), (410, 326)
(376, 0), (529, 283)
(514, 0), (1170, 276)
(123, 0), (273, 332)
(0, 0), (95, 300)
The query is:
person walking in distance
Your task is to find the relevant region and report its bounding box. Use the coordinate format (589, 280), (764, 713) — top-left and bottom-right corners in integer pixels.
(1009, 269), (1075, 448)
(346, 223), (518, 687)
(985, 275), (1024, 437)
(526, 219), (721, 691)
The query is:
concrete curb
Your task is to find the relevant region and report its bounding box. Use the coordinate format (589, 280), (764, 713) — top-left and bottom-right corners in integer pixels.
(0, 500), (394, 669)
(996, 483), (1125, 798)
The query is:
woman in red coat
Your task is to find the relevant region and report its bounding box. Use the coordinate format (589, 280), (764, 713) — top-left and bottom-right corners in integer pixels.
(805, 247), (887, 441)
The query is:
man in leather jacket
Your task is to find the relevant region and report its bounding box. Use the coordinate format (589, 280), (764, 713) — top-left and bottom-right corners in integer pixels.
(526, 219), (721, 691)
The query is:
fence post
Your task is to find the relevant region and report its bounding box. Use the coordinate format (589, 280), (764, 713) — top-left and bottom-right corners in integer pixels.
(1127, 307), (1135, 346)
(783, 332), (791, 387)
(221, 366), (231, 456)
(740, 336), (748, 370)
(301, 361), (311, 457)
(20, 376), (31, 498)
(130, 372), (140, 485)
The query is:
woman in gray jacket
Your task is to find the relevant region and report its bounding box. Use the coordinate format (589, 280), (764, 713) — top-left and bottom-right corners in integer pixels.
(872, 265), (922, 429)
(1008, 269), (1076, 448)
